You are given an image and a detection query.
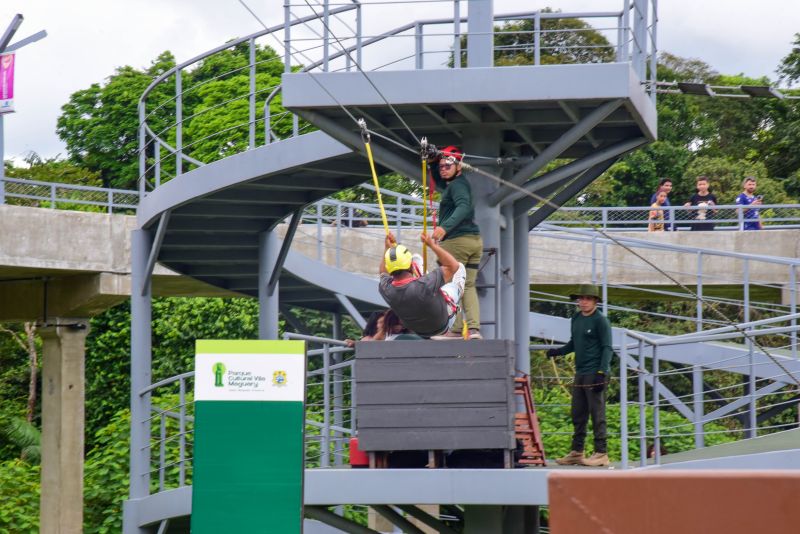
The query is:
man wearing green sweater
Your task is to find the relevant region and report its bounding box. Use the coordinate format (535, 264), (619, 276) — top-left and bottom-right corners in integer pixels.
(428, 146), (483, 340)
(547, 284), (613, 467)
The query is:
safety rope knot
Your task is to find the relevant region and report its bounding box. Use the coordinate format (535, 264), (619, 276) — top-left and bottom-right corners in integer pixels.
(357, 118), (370, 144)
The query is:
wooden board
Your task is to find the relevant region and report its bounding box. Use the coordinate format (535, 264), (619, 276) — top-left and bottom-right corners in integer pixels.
(355, 340), (516, 452)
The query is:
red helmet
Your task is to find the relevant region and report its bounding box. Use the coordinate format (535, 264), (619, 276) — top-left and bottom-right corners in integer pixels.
(440, 145), (463, 162)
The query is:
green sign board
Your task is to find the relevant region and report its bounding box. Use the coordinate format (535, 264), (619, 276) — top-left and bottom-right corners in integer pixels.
(191, 340), (306, 533)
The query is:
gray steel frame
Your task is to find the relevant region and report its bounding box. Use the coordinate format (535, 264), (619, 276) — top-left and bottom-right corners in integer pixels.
(126, 1), (663, 531)
(619, 318), (800, 468)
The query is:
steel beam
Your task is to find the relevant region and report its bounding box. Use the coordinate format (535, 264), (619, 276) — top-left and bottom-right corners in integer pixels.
(504, 137), (647, 208)
(268, 209), (302, 296)
(305, 506), (379, 534)
(525, 158), (620, 228)
(129, 229), (153, 532)
(702, 381), (785, 424)
(372, 505), (427, 534)
(513, 210), (531, 377)
(258, 230), (280, 339)
(396, 505), (460, 534)
(622, 352), (693, 420)
(280, 304), (314, 336)
(334, 293), (366, 329)
(4, 29), (47, 53)
(141, 211), (170, 296)
(453, 103), (482, 123)
(292, 109), (420, 181)
(0, 14), (23, 52)
(466, 0), (493, 67)
(489, 99), (623, 206)
(559, 100), (600, 148)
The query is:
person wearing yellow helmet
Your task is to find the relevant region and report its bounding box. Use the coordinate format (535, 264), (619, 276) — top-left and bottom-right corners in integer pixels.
(379, 231), (466, 339)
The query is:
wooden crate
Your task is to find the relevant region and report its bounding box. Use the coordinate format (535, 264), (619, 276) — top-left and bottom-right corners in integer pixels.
(355, 340), (516, 452)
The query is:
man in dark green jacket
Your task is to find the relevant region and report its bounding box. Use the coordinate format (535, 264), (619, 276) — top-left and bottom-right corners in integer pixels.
(428, 146), (483, 340)
(547, 284), (613, 467)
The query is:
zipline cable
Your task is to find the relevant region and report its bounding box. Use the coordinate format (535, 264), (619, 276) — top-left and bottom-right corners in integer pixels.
(301, 0), (423, 148)
(242, 0), (799, 387)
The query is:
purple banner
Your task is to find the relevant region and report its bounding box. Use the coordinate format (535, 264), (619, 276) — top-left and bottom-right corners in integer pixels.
(0, 53), (15, 114)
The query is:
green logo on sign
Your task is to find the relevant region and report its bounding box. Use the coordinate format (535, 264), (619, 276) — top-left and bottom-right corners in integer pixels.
(212, 362), (226, 387)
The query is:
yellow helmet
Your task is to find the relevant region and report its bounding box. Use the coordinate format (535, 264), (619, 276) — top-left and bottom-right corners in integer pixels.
(384, 244), (413, 274)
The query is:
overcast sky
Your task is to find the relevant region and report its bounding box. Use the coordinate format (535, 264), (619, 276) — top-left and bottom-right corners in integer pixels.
(1, 0), (798, 164)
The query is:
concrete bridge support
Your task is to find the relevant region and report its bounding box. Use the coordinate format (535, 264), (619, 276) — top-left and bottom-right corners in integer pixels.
(39, 318), (90, 534)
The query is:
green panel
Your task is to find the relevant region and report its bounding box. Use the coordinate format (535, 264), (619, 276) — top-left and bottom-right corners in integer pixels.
(197, 339), (305, 354)
(191, 401), (305, 533)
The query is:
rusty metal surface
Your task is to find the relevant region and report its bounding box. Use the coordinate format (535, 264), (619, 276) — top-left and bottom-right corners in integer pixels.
(548, 470), (800, 534)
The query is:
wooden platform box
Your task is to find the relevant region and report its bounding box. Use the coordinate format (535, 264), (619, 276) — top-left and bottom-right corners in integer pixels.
(354, 339), (516, 452)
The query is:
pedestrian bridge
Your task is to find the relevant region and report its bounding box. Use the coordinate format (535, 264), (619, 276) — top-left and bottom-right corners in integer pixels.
(2, 201), (799, 322)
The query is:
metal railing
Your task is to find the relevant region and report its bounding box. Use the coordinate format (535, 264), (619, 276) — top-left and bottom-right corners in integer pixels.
(3, 175), (797, 234)
(138, 1), (658, 193)
(544, 203), (800, 231)
(618, 315), (800, 468)
(531, 224), (800, 357)
(135, 334), (354, 496)
(0, 177), (139, 213)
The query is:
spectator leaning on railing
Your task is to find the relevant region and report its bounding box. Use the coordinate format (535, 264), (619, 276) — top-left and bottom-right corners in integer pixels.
(684, 176), (718, 231)
(648, 188), (668, 232)
(735, 176), (763, 230)
(650, 178), (673, 230)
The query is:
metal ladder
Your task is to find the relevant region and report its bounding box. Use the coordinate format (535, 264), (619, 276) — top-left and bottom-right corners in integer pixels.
(514, 376), (547, 466)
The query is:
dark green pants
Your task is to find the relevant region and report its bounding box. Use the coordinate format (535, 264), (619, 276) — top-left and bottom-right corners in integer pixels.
(571, 374), (607, 454)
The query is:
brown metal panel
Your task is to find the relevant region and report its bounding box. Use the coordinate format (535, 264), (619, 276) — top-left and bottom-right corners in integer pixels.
(548, 471), (800, 534)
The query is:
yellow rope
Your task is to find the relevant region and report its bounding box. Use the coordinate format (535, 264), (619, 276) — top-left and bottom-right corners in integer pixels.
(421, 158), (428, 273)
(364, 140), (391, 239)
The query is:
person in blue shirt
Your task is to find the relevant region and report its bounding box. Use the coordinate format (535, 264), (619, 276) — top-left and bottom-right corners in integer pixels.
(735, 176), (763, 230)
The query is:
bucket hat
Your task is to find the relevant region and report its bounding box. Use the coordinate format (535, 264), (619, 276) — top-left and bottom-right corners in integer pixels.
(569, 283), (602, 301)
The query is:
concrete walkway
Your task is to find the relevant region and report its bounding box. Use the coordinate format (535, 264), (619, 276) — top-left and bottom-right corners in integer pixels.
(3, 204), (800, 322)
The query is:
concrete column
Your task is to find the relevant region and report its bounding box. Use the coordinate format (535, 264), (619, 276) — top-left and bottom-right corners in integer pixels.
(466, 0), (494, 68)
(464, 127), (502, 339)
(259, 230), (280, 339)
(39, 318), (90, 534)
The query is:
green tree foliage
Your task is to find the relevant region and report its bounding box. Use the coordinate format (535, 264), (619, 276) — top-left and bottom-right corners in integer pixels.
(57, 52), (176, 189)
(5, 152), (102, 186)
(0, 324), (37, 461)
(493, 10), (615, 67)
(683, 156), (790, 204)
(777, 33), (800, 86)
(0, 459), (39, 532)
(83, 409), (131, 533)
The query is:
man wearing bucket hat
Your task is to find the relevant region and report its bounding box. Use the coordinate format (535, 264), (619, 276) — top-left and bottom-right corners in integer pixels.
(546, 284), (613, 467)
